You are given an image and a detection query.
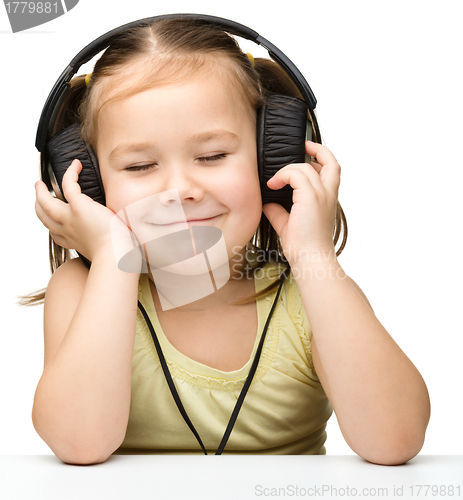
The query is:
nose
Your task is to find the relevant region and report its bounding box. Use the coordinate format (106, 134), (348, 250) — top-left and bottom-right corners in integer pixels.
(157, 165), (205, 206)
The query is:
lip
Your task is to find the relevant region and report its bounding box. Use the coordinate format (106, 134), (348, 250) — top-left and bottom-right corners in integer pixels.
(154, 215), (220, 226)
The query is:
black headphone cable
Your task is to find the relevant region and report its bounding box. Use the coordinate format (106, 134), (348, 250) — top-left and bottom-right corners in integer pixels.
(137, 263), (291, 455)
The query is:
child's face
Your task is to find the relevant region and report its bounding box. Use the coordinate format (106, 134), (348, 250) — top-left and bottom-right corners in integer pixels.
(95, 68), (262, 271)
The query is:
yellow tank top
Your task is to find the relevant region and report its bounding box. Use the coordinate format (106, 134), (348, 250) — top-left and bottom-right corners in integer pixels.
(113, 261), (332, 455)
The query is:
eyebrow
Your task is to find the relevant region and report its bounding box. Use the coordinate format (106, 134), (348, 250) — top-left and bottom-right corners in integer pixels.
(108, 130), (240, 162)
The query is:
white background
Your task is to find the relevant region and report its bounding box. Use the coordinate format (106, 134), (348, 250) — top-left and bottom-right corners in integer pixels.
(1, 0), (462, 458)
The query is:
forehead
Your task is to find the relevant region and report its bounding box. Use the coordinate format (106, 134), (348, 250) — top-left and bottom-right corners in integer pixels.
(84, 52), (260, 152)
(95, 56), (255, 119)
(94, 68), (256, 157)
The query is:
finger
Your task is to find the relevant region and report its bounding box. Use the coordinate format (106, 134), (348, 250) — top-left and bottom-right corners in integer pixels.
(309, 158), (339, 193)
(305, 141), (338, 166)
(309, 159), (323, 174)
(61, 159), (83, 204)
(35, 197), (65, 234)
(321, 160), (341, 195)
(305, 141), (341, 194)
(35, 180), (68, 228)
(262, 202), (289, 236)
(268, 163), (324, 197)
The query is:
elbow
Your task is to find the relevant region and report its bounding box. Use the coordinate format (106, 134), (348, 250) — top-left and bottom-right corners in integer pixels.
(355, 428), (427, 466)
(51, 440), (120, 466)
(43, 435), (115, 466)
(48, 435), (118, 465)
(31, 406), (123, 466)
(32, 410), (117, 466)
(341, 416), (429, 466)
(57, 449), (113, 466)
(366, 403), (431, 466)
(343, 397), (431, 466)
(362, 436), (425, 466)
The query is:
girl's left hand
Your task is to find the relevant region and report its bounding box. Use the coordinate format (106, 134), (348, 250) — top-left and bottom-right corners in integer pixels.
(262, 141), (341, 266)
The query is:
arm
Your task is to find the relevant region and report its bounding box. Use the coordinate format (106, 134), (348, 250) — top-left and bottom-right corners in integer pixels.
(33, 159), (142, 464)
(296, 257), (430, 465)
(263, 141), (430, 465)
(31, 252), (140, 465)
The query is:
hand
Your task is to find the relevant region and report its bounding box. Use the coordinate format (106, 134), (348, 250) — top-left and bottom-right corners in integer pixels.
(35, 159), (134, 263)
(262, 141), (341, 266)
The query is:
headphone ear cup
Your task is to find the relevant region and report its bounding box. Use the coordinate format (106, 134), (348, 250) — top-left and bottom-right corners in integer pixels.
(257, 95), (308, 213)
(47, 123), (106, 206)
(46, 123), (105, 269)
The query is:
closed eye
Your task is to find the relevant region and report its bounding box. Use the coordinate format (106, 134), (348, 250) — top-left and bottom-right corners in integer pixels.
(197, 153), (228, 162)
(125, 163), (156, 172)
(125, 154), (227, 171)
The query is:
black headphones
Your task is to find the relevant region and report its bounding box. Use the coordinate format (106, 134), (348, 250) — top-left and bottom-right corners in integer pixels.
(35, 13), (320, 218)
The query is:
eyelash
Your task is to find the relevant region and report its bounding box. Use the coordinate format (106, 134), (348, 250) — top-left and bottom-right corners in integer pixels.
(125, 164), (156, 172)
(199, 153), (228, 163)
(126, 154), (228, 172)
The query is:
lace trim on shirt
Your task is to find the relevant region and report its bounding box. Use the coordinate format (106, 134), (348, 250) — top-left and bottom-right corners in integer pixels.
(135, 272), (282, 392)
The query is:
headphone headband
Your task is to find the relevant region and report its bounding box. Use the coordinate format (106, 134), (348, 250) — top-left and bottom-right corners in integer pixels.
(35, 13), (318, 157)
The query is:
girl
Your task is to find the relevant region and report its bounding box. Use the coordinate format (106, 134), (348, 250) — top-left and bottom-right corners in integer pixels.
(27, 16), (430, 464)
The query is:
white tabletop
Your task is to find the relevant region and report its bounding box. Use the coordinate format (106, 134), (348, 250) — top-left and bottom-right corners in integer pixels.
(1, 455), (462, 499)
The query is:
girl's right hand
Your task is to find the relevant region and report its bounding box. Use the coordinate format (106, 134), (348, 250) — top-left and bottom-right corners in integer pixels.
(35, 159), (134, 263)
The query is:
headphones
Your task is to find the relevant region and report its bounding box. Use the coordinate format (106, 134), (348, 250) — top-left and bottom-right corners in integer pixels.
(35, 13), (321, 248)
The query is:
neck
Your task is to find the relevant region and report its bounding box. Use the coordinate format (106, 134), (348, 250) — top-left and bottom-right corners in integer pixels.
(149, 251), (255, 314)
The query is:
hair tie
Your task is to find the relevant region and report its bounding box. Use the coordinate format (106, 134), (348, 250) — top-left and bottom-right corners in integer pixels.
(85, 72), (93, 87)
(245, 52), (255, 68)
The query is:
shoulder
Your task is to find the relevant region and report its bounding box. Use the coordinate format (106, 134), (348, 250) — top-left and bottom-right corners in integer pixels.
(45, 256), (90, 297)
(45, 257), (90, 311)
(56, 256), (89, 275)
(46, 257), (89, 300)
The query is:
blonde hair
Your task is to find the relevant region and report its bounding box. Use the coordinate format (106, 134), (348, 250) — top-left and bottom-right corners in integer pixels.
(19, 18), (347, 307)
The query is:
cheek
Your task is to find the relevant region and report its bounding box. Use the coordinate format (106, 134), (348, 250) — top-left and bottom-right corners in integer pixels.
(220, 167), (262, 221)
(234, 163), (262, 209)
(238, 180), (262, 212)
(103, 179), (145, 214)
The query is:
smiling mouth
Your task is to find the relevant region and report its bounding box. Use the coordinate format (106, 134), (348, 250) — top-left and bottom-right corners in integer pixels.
(153, 215), (220, 225)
